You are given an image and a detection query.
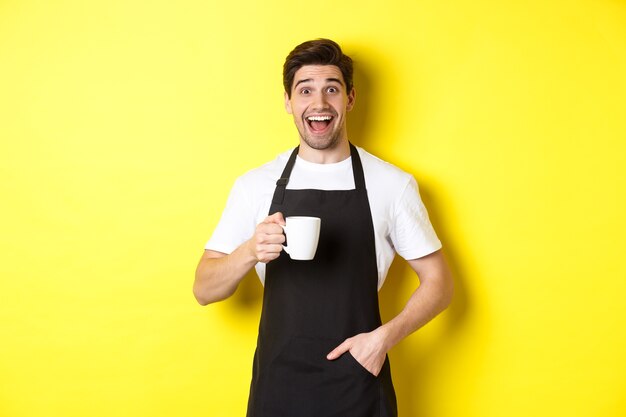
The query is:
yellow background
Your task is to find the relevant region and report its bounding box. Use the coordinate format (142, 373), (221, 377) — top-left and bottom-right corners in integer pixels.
(1, 0), (625, 416)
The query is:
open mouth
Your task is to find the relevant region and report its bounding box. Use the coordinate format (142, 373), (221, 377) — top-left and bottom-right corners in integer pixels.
(306, 115), (334, 133)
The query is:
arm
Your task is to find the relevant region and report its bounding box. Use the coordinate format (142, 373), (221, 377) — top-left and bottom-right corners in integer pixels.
(327, 249), (453, 375)
(193, 212), (286, 305)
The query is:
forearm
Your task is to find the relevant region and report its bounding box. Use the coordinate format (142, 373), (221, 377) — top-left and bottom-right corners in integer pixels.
(380, 280), (452, 350)
(379, 253), (454, 350)
(326, 261), (453, 376)
(193, 241), (257, 305)
(194, 212), (286, 306)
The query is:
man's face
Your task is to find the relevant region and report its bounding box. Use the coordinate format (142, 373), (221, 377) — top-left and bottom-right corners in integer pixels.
(285, 65), (355, 152)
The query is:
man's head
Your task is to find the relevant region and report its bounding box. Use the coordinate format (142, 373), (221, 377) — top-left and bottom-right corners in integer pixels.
(283, 39), (353, 99)
(283, 39), (356, 154)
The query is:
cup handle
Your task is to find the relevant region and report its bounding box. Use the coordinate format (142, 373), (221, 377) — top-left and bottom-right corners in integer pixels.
(280, 224), (289, 254)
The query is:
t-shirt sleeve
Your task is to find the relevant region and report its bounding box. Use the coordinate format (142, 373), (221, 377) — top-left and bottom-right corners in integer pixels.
(390, 177), (442, 260)
(205, 177), (256, 255)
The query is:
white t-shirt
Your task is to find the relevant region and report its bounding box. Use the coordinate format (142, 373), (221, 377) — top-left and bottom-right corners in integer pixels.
(205, 146), (442, 290)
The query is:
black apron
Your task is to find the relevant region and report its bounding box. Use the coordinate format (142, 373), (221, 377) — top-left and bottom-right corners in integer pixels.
(246, 144), (397, 417)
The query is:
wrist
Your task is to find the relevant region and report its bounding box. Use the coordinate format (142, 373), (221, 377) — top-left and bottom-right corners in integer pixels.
(238, 238), (261, 265)
(377, 321), (402, 351)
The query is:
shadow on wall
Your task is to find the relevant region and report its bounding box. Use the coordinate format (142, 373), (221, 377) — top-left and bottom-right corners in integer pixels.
(350, 52), (472, 415)
(230, 269), (263, 310)
(227, 49), (471, 417)
(378, 186), (470, 416)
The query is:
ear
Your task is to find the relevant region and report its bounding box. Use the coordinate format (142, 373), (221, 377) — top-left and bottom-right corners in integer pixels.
(346, 88), (356, 112)
(284, 91), (293, 114)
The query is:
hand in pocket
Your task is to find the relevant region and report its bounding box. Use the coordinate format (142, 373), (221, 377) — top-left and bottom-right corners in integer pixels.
(326, 330), (388, 376)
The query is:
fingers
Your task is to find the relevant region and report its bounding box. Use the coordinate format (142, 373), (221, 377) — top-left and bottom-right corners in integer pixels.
(255, 220), (285, 243)
(253, 232), (284, 263)
(252, 213), (287, 263)
(326, 338), (352, 360)
(265, 211), (286, 226)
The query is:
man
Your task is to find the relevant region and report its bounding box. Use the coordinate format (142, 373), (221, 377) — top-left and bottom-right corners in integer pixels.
(194, 39), (453, 417)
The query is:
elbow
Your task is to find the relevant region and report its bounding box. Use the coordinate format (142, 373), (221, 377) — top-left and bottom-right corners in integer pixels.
(192, 280), (235, 306)
(195, 296), (211, 307)
(440, 273), (455, 310)
(193, 263), (219, 306)
(431, 268), (454, 312)
(193, 284), (211, 306)
(192, 275), (218, 306)
(442, 287), (454, 311)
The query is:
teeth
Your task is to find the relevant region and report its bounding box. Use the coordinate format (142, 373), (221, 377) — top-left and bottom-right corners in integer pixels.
(307, 116), (332, 121)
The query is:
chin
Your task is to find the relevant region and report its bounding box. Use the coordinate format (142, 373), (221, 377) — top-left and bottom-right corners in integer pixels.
(302, 134), (341, 151)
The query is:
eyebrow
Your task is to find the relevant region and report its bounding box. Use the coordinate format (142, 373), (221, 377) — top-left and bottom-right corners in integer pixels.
(294, 77), (345, 89)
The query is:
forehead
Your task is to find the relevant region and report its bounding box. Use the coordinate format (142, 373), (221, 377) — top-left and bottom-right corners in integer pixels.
(293, 65), (345, 86)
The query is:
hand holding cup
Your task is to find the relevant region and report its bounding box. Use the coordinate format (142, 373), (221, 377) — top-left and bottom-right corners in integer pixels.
(251, 212), (286, 263)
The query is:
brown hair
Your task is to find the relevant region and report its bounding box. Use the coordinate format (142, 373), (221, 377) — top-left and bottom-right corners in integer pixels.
(283, 38), (353, 98)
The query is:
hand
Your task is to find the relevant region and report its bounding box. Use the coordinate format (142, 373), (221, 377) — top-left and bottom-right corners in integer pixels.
(326, 328), (389, 376)
(249, 212), (286, 263)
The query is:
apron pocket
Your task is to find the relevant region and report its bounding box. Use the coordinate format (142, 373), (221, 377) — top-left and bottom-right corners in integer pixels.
(342, 351), (377, 378)
(260, 336), (380, 417)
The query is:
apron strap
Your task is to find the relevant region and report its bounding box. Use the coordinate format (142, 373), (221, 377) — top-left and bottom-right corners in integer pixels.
(272, 146), (299, 205)
(272, 143), (365, 206)
(349, 143), (366, 191)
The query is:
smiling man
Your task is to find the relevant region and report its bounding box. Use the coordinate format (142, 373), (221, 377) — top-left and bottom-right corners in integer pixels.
(286, 64), (354, 156)
(194, 39), (453, 417)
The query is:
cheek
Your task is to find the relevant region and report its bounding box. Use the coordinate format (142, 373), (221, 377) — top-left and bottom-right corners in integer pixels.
(296, 105), (308, 117)
(332, 98), (347, 111)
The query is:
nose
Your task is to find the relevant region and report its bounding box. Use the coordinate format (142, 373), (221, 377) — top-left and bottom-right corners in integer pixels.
(311, 91), (329, 110)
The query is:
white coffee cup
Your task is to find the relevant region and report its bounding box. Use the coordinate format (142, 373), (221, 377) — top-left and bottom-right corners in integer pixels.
(281, 216), (321, 260)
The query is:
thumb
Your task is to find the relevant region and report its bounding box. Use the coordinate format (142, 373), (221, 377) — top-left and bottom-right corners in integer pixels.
(327, 338), (352, 360)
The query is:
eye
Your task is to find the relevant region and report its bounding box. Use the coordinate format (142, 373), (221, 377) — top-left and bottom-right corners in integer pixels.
(300, 88), (311, 95)
(327, 87), (338, 93)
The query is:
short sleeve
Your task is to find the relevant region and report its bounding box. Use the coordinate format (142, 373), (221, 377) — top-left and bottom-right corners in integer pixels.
(390, 177), (442, 260)
(205, 178), (257, 254)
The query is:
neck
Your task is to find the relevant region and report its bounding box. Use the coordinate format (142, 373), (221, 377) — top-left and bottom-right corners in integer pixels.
(298, 138), (351, 164)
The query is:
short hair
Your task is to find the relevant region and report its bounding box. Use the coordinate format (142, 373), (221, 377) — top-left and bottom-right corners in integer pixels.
(283, 38), (354, 98)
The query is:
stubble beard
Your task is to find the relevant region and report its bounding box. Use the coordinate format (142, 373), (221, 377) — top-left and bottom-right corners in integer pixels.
(300, 130), (342, 151)
(296, 116), (344, 151)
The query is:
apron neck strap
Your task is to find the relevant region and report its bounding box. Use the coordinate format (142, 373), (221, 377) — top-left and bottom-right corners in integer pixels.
(272, 143), (365, 206)
(272, 146), (299, 206)
(349, 143), (366, 191)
